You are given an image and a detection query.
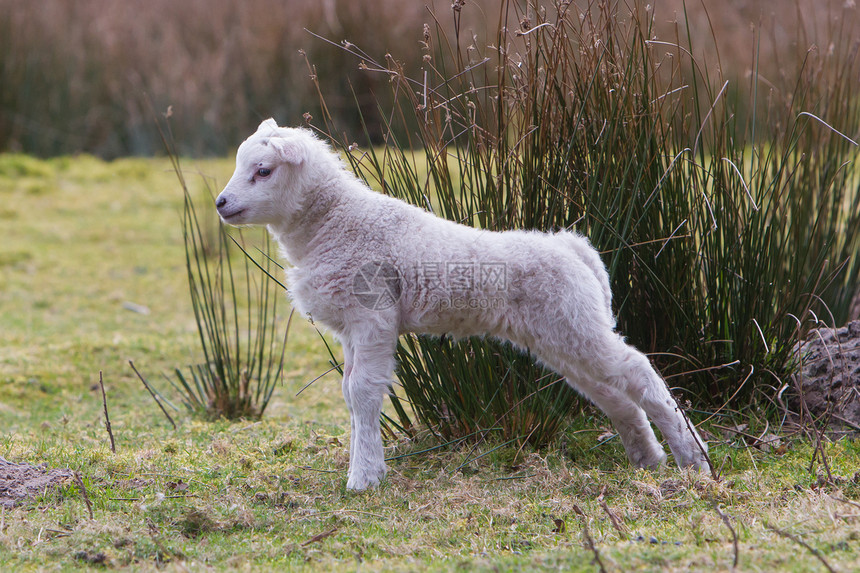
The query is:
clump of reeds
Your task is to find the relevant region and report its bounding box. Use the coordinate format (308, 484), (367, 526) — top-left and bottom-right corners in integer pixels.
(155, 116), (291, 421)
(170, 188), (292, 420)
(309, 0), (860, 443)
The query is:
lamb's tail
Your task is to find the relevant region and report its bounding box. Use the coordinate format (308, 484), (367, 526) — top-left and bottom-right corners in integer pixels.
(556, 231), (616, 328)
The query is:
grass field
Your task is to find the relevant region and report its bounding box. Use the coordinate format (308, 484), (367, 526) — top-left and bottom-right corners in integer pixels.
(2, 155), (860, 571)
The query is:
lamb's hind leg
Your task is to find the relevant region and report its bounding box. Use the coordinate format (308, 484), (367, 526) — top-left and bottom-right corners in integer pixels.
(567, 377), (667, 468)
(598, 336), (709, 470)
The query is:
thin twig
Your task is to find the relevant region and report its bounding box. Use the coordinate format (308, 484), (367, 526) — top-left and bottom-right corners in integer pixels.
(129, 360), (177, 430)
(296, 363), (343, 397)
(828, 494), (860, 511)
(669, 383), (717, 480)
(74, 472), (94, 520)
(712, 423), (782, 447)
(711, 501), (739, 570)
(581, 520), (608, 573)
(828, 414), (860, 432)
(765, 523), (837, 573)
(301, 527), (339, 546)
(597, 488), (628, 539)
(98, 371), (116, 453)
(298, 466), (340, 474)
(573, 504), (608, 573)
(492, 473), (536, 481)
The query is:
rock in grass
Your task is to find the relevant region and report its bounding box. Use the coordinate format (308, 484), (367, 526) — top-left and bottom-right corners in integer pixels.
(793, 320), (860, 429)
(122, 301), (151, 315)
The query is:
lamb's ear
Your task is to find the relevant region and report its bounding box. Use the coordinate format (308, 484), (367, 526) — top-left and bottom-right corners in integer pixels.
(257, 118), (279, 133)
(267, 136), (306, 165)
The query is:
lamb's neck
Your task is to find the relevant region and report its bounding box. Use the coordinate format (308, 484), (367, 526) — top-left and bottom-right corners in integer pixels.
(267, 176), (356, 267)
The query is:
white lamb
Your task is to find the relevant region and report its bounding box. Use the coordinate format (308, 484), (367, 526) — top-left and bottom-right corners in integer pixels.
(216, 118), (708, 490)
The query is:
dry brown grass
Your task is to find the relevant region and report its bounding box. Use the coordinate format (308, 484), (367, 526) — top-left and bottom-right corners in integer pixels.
(1, 0), (856, 156)
(0, 0), (483, 155)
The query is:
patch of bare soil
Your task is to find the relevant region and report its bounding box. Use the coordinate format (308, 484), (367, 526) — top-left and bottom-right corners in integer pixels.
(793, 320), (860, 429)
(0, 456), (72, 508)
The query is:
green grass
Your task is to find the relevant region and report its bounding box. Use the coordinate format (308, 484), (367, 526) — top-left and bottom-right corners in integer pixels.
(2, 156), (860, 570)
(0, 154), (338, 422)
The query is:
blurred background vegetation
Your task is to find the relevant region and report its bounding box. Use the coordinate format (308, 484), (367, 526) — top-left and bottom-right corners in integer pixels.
(0, 0), (855, 157)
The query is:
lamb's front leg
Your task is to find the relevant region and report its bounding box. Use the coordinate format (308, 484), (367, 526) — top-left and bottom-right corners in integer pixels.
(342, 339), (396, 491)
(340, 340), (356, 465)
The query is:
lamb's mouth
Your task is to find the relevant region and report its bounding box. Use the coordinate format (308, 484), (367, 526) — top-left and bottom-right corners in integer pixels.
(219, 208), (245, 221)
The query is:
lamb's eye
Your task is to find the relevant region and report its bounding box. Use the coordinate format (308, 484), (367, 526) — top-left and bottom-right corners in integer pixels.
(256, 167), (272, 177)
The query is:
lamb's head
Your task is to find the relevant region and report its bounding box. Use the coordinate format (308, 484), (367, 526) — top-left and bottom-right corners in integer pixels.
(216, 118), (317, 227)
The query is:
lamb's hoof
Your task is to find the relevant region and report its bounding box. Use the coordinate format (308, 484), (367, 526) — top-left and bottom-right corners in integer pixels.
(346, 466), (387, 491)
(674, 444), (710, 474)
(679, 454), (710, 474)
(628, 445), (668, 470)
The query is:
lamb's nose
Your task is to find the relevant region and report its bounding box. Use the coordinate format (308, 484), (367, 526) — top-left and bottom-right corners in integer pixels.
(216, 196), (227, 209)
